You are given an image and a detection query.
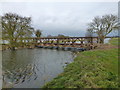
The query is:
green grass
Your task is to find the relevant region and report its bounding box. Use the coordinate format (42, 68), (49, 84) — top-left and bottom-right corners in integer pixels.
(109, 38), (118, 46)
(43, 38), (118, 88)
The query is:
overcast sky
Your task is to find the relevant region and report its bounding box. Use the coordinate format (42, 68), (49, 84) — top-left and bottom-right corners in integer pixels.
(0, 2), (118, 36)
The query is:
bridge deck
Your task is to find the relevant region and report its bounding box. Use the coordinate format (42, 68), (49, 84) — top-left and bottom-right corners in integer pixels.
(2, 36), (115, 50)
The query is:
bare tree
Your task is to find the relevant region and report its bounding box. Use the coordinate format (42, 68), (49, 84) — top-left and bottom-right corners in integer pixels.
(2, 13), (34, 49)
(87, 14), (119, 43)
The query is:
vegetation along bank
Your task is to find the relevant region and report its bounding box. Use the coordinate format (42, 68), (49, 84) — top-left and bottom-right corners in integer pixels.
(43, 38), (118, 88)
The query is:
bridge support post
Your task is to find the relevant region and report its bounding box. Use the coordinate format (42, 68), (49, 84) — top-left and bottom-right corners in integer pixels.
(81, 39), (84, 48)
(57, 38), (59, 47)
(90, 37), (93, 44)
(97, 37), (99, 43)
(72, 40), (75, 47)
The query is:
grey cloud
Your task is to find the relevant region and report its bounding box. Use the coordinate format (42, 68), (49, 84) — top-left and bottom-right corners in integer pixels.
(1, 2), (118, 36)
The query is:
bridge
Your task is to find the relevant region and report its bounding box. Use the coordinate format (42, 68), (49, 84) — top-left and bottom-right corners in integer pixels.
(24, 36), (114, 51)
(2, 36), (115, 51)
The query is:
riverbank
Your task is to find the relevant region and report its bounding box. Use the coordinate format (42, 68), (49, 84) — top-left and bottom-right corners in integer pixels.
(1, 43), (36, 51)
(43, 38), (118, 88)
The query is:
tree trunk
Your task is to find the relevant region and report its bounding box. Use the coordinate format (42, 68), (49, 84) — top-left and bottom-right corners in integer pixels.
(99, 38), (104, 43)
(99, 36), (105, 44)
(9, 39), (16, 50)
(10, 47), (15, 50)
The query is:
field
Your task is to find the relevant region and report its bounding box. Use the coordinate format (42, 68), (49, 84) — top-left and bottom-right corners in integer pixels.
(43, 38), (118, 88)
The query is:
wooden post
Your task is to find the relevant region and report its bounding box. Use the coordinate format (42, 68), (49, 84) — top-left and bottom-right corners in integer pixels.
(81, 38), (83, 44)
(57, 38), (59, 47)
(72, 39), (75, 47)
(39, 38), (41, 45)
(90, 37), (93, 44)
(97, 37), (99, 43)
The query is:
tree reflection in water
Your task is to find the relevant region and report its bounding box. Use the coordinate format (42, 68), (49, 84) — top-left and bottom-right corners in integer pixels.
(3, 63), (38, 88)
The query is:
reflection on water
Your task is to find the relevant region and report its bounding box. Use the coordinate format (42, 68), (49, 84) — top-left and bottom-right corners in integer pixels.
(2, 48), (74, 88)
(3, 64), (38, 85)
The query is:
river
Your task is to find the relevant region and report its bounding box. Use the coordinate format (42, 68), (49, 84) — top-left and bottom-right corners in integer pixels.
(2, 48), (74, 88)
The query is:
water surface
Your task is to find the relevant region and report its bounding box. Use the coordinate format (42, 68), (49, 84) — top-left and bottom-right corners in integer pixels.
(2, 48), (74, 88)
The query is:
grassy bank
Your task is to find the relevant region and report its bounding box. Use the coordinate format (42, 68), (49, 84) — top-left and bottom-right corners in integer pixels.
(109, 38), (118, 46)
(43, 38), (118, 88)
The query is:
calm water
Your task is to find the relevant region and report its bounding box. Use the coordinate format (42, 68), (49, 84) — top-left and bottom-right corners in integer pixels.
(2, 48), (74, 88)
